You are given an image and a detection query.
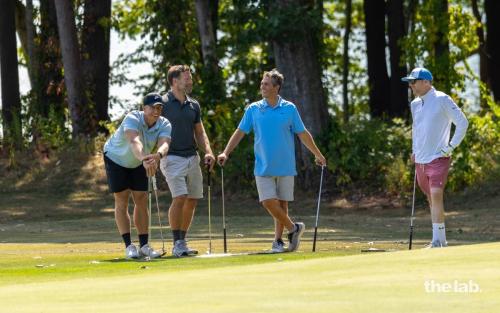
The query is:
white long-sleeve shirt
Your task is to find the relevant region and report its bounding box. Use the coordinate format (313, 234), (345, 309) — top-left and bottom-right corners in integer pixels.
(411, 87), (468, 164)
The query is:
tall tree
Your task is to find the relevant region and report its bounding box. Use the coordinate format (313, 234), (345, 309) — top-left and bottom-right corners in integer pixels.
(194, 0), (225, 106)
(364, 0), (390, 118)
(269, 0), (329, 185)
(471, 0), (489, 110)
(342, 0), (352, 123)
(15, 0), (65, 120)
(82, 0), (112, 131)
(430, 0), (451, 94)
(485, 0), (500, 102)
(1, 0), (23, 148)
(54, 0), (94, 137)
(387, 0), (408, 117)
(195, 0), (219, 75)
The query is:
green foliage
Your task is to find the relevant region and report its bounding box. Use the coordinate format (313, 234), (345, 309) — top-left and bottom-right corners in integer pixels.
(320, 106), (499, 194)
(447, 106), (500, 190)
(321, 118), (412, 193)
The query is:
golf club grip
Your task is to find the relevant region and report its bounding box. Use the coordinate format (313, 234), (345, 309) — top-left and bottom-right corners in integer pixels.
(206, 163), (211, 187)
(312, 227), (318, 252)
(409, 226), (414, 250)
(223, 228), (227, 253)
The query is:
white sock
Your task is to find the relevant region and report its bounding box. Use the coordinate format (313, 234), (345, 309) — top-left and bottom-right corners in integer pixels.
(432, 223), (446, 244)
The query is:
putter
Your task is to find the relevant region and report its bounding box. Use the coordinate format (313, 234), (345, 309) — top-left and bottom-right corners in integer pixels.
(312, 165), (325, 252)
(221, 166), (227, 253)
(206, 163), (212, 254)
(151, 175), (166, 256)
(408, 169), (417, 250)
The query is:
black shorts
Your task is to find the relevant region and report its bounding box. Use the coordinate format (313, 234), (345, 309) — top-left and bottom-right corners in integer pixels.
(104, 154), (148, 193)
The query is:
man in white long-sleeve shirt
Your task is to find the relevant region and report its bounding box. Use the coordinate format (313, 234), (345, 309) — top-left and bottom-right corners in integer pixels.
(402, 67), (469, 248)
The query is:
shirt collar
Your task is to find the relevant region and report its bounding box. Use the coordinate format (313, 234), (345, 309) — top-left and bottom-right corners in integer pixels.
(421, 87), (436, 102)
(261, 96), (283, 109)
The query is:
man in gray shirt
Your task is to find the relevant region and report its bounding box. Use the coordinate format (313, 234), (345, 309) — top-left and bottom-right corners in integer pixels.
(160, 65), (215, 257)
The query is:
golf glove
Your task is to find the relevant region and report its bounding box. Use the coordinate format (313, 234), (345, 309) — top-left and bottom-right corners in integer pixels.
(440, 144), (454, 157)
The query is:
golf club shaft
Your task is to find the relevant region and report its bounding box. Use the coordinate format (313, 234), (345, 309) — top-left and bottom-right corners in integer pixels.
(148, 177), (152, 242)
(312, 166), (325, 252)
(152, 175), (166, 254)
(207, 165), (212, 254)
(409, 169), (417, 250)
(221, 167), (227, 253)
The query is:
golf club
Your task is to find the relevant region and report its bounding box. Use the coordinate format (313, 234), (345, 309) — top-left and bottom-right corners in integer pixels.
(312, 165), (325, 252)
(409, 168), (417, 250)
(221, 166), (227, 253)
(148, 177), (152, 244)
(206, 163), (212, 254)
(151, 175), (166, 256)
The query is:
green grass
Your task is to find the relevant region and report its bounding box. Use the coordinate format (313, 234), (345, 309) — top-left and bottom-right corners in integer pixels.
(1, 242), (499, 312)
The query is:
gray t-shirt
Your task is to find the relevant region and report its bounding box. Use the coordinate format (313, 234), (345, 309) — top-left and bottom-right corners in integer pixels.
(161, 91), (201, 157)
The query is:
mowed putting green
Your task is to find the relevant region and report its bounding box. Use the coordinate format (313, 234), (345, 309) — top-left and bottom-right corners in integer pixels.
(1, 242), (499, 313)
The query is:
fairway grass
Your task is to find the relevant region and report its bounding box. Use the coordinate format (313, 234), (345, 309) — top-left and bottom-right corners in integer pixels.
(1, 242), (499, 313)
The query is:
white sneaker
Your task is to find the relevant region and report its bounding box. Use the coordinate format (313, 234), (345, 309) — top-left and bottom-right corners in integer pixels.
(424, 240), (448, 249)
(139, 244), (161, 258)
(125, 244), (139, 259)
(172, 240), (189, 257)
(271, 239), (286, 253)
(287, 222), (305, 252)
(184, 241), (198, 255)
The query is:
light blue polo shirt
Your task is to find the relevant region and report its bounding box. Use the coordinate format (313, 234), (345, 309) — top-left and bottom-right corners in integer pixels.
(104, 110), (172, 168)
(238, 96), (306, 176)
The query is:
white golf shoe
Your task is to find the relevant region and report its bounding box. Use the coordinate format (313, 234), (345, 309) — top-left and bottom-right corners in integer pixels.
(172, 240), (189, 257)
(424, 240), (448, 249)
(139, 244), (162, 259)
(125, 244), (139, 259)
(271, 239), (286, 253)
(287, 222), (305, 252)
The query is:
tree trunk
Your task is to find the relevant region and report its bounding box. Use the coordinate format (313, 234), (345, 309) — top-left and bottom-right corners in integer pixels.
(54, 0), (92, 138)
(194, 0), (225, 106)
(387, 0), (408, 117)
(269, 0), (328, 187)
(82, 0), (111, 130)
(342, 0), (352, 123)
(364, 0), (390, 118)
(471, 0), (488, 101)
(195, 0), (219, 73)
(431, 0), (451, 94)
(485, 0), (500, 102)
(25, 0), (37, 88)
(1, 0), (23, 148)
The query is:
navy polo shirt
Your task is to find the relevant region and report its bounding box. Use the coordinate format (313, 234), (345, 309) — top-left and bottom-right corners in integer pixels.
(161, 91), (201, 157)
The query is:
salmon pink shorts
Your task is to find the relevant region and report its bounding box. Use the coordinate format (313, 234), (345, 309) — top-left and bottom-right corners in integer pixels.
(415, 157), (451, 196)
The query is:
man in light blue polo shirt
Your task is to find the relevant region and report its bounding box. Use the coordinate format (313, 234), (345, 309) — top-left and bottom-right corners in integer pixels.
(104, 92), (172, 259)
(218, 69), (326, 252)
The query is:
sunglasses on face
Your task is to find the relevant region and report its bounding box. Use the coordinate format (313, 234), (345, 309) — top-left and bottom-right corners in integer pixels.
(409, 79), (422, 85)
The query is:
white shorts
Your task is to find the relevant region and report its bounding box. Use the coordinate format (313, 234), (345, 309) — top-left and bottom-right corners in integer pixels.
(255, 176), (294, 202)
(160, 154), (203, 199)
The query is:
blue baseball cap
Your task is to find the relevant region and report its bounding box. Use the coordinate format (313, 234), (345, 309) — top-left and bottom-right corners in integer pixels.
(401, 67), (433, 82)
(143, 93), (163, 107)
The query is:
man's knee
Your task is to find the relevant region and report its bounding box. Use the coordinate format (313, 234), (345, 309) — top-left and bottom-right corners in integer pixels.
(171, 195), (188, 209)
(262, 198), (279, 209)
(430, 188), (444, 198)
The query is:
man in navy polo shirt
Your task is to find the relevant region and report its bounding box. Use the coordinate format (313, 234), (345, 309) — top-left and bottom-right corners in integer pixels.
(160, 65), (216, 257)
(104, 93), (172, 259)
(218, 69), (326, 252)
